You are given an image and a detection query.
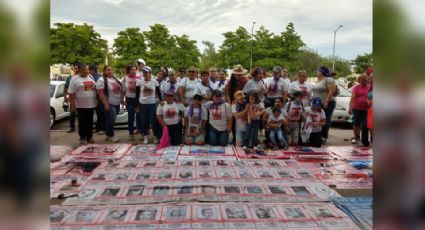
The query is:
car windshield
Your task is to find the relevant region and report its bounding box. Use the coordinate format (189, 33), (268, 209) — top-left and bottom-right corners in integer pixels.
(50, 85), (55, 98)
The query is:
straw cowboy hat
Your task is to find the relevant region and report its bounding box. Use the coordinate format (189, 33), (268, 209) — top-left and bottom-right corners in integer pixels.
(232, 64), (248, 75)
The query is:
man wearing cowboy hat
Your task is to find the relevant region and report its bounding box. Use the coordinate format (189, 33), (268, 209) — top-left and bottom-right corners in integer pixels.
(225, 64), (249, 104)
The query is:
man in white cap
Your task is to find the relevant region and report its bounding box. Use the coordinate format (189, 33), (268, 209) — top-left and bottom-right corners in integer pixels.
(136, 58), (146, 77)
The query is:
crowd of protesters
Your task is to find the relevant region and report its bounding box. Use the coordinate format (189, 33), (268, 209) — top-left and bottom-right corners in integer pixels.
(62, 59), (373, 150)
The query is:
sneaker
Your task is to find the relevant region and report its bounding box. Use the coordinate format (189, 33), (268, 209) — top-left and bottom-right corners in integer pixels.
(351, 137), (359, 144)
(87, 138), (95, 143)
(242, 146), (247, 150)
(129, 134), (135, 141)
(143, 137), (149, 144)
(66, 128), (75, 133)
(111, 136), (119, 143)
(253, 146), (258, 150)
(79, 138), (87, 144)
(153, 137), (159, 144)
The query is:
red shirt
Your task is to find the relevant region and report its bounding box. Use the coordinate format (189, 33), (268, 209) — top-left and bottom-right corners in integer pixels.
(352, 83), (372, 111)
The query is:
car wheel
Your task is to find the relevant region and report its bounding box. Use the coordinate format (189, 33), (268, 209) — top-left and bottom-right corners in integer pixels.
(50, 109), (55, 129)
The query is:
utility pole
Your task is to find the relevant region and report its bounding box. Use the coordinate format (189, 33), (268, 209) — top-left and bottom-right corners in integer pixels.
(332, 25), (343, 71)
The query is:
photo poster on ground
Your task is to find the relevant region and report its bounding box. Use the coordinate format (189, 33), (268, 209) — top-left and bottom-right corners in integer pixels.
(51, 203), (360, 229)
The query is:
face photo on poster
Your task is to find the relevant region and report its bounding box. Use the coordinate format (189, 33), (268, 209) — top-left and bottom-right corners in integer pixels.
(50, 208), (72, 223)
(122, 162), (139, 168)
(152, 186), (170, 196)
(281, 207), (308, 219)
(180, 161), (194, 167)
(277, 171), (294, 179)
(267, 160), (281, 167)
(178, 170), (193, 179)
(143, 162), (157, 167)
(237, 170), (253, 178)
(194, 205), (219, 220)
(224, 186), (241, 194)
(251, 206), (277, 219)
(163, 206), (189, 220)
(66, 209), (101, 223)
(103, 208), (129, 222)
(157, 171), (173, 179)
(217, 170), (233, 178)
(297, 171), (313, 178)
(307, 206), (337, 218)
(197, 170), (213, 178)
(134, 208), (158, 221)
(291, 186), (311, 195)
(223, 205), (249, 219)
(101, 187), (120, 197)
(92, 173), (108, 181)
(78, 188), (98, 200)
(216, 160), (230, 166)
(200, 185), (217, 194)
(176, 186), (193, 195)
(257, 170), (274, 178)
(268, 186), (287, 194)
(233, 161), (246, 167)
(114, 173), (130, 181)
(135, 172), (151, 180)
(245, 186), (263, 194)
(198, 161), (211, 166)
(126, 185), (145, 196)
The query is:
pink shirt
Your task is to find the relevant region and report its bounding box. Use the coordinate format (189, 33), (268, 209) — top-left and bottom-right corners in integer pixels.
(352, 83), (372, 111)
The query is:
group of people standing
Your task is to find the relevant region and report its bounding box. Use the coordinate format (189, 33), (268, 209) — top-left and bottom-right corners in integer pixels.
(64, 58), (371, 150)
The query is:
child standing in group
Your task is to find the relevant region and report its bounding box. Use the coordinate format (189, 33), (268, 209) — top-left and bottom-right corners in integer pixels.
(267, 108), (289, 150)
(304, 97), (326, 147)
(232, 91), (248, 147)
(284, 91), (305, 145)
(243, 93), (264, 150)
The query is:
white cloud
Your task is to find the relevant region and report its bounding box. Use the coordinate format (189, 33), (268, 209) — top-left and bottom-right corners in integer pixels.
(51, 0), (372, 59)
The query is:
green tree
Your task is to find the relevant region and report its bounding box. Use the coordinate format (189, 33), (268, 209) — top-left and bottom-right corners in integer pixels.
(112, 27), (147, 71)
(218, 26), (251, 69)
(143, 24), (176, 71)
(252, 26), (282, 71)
(50, 23), (107, 65)
(171, 34), (200, 69)
(200, 41), (219, 69)
(352, 52), (373, 74)
(278, 22), (305, 72)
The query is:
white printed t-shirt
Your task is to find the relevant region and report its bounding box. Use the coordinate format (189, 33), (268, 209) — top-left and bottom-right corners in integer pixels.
(68, 75), (97, 108)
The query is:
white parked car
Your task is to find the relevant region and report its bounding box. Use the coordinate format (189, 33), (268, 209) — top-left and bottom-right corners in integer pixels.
(332, 84), (353, 123)
(50, 81), (70, 128)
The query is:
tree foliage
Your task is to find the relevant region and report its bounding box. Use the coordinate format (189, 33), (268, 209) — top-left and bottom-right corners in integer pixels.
(50, 23), (107, 65)
(112, 27), (146, 70)
(353, 52), (373, 74)
(200, 41), (219, 70)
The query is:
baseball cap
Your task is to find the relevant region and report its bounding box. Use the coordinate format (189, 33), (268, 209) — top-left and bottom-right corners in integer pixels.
(142, 66), (152, 73)
(137, 58), (145, 65)
(273, 66), (282, 72)
(311, 97), (322, 109)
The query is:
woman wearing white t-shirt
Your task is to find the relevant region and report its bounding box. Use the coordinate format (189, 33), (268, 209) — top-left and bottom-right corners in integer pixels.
(96, 65), (123, 143)
(122, 65), (141, 140)
(207, 90), (233, 146)
(184, 94), (207, 145)
(68, 64), (97, 144)
(156, 91), (186, 146)
(216, 69), (228, 94)
(179, 66), (199, 106)
(136, 66), (163, 144)
(288, 70), (313, 107)
(160, 71), (180, 102)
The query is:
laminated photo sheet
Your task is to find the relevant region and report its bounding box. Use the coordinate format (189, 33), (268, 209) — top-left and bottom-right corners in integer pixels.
(298, 160), (370, 178)
(179, 145), (234, 155)
(327, 146), (373, 161)
(68, 144), (132, 162)
(62, 180), (339, 205)
(52, 203), (360, 230)
(51, 145), (75, 162)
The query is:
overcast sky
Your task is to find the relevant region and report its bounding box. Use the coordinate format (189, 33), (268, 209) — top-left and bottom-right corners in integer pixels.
(51, 0), (372, 60)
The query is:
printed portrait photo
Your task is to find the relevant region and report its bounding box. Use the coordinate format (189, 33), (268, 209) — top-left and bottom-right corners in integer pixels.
(178, 171), (193, 179)
(126, 185), (145, 196)
(201, 185), (217, 194)
(254, 207), (274, 219)
(291, 186), (311, 195)
(258, 171), (274, 178)
(50, 209), (66, 223)
(277, 171), (294, 179)
(136, 173), (150, 180)
(198, 171), (212, 178)
(165, 207), (187, 220)
(269, 186), (287, 194)
(153, 186), (169, 196)
(105, 209), (128, 222)
(73, 210), (98, 223)
(197, 207), (216, 219)
(115, 173), (129, 180)
(78, 189), (97, 199)
(224, 186), (241, 194)
(158, 172), (172, 179)
(198, 161), (211, 166)
(135, 209), (157, 221)
(282, 207), (307, 219)
(239, 171), (253, 178)
(246, 186), (263, 194)
(143, 162), (157, 167)
(101, 188), (120, 197)
(92, 173), (107, 180)
(225, 206), (247, 219)
(177, 186), (193, 195)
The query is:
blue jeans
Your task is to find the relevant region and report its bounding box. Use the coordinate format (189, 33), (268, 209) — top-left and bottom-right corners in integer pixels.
(106, 104), (120, 137)
(208, 125), (228, 146)
(125, 97), (138, 134)
(269, 127), (288, 146)
(244, 119), (260, 148)
(321, 100), (336, 139)
(140, 103), (160, 138)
